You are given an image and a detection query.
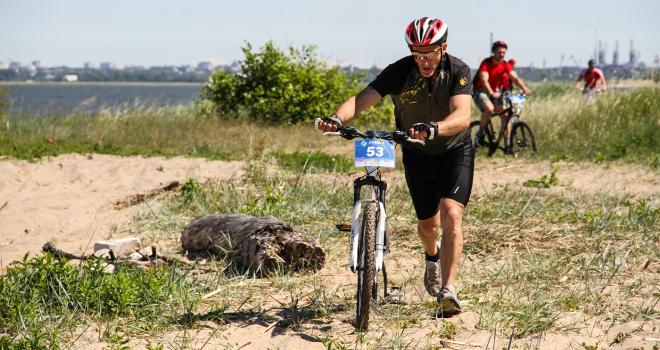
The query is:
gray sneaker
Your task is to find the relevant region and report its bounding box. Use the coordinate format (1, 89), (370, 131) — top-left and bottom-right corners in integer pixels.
(437, 285), (462, 317)
(423, 242), (442, 297)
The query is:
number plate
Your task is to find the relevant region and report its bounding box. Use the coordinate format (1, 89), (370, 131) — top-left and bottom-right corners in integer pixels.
(508, 95), (526, 103)
(354, 139), (396, 168)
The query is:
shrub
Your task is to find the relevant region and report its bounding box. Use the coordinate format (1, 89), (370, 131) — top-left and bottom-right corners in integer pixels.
(201, 41), (365, 124)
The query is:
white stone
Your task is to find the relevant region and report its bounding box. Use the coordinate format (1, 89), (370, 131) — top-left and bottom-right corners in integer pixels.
(94, 237), (141, 257)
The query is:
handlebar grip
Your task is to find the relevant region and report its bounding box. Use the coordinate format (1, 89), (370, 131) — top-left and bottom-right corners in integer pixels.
(314, 118), (322, 130)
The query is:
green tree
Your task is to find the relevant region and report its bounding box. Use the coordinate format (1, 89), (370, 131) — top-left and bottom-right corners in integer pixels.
(201, 41), (364, 124)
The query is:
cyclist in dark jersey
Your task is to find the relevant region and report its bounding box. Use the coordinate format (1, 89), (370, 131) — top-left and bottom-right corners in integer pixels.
(317, 17), (473, 316)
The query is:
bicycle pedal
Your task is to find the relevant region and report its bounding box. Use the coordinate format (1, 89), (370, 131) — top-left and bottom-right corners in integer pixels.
(335, 224), (351, 232)
(386, 286), (404, 298)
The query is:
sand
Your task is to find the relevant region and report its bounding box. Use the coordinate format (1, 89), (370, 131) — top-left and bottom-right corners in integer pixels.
(0, 154), (244, 265)
(1, 154), (658, 349)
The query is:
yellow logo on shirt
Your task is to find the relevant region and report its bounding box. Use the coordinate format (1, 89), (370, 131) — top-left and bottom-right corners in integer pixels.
(459, 77), (467, 86)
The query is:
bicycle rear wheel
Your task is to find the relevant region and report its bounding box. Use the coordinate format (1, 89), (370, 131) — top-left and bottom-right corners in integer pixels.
(511, 120), (537, 157)
(356, 201), (377, 331)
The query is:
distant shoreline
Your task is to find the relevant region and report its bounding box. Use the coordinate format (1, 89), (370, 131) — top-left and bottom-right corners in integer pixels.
(0, 81), (203, 86)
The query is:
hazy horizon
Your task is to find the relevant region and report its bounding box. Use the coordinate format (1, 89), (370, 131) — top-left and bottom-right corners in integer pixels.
(3, 0), (659, 70)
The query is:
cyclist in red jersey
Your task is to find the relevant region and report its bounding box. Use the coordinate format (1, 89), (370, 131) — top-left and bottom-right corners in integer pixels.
(576, 59), (607, 93)
(501, 58), (517, 92)
(473, 42), (530, 151)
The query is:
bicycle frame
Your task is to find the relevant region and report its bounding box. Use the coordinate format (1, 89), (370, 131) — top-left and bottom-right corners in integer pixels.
(473, 92), (528, 156)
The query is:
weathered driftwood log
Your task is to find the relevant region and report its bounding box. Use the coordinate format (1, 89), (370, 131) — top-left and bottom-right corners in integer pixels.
(180, 214), (325, 274)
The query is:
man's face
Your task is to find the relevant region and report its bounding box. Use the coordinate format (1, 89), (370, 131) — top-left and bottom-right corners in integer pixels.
(411, 43), (446, 78)
(492, 47), (507, 62)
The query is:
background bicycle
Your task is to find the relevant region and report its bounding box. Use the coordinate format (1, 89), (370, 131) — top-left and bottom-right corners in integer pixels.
(470, 92), (537, 157)
(583, 86), (603, 103)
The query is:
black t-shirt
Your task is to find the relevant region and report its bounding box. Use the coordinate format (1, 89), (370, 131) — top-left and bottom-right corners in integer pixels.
(369, 54), (472, 97)
(368, 53), (472, 155)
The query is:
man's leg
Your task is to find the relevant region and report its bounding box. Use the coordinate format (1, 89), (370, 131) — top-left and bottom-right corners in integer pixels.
(418, 212), (441, 254)
(418, 210), (441, 296)
(417, 197), (465, 288)
(437, 197), (465, 316)
(479, 100), (495, 129)
(475, 99), (494, 147)
(437, 198), (464, 286)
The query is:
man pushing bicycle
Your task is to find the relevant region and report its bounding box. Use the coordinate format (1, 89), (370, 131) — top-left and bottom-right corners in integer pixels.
(317, 17), (473, 316)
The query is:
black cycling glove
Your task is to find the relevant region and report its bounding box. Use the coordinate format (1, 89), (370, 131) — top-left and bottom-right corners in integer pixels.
(411, 121), (438, 140)
(322, 114), (343, 127)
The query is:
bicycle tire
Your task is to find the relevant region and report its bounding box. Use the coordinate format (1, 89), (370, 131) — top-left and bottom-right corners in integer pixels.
(511, 120), (537, 157)
(469, 120), (496, 156)
(356, 201), (377, 331)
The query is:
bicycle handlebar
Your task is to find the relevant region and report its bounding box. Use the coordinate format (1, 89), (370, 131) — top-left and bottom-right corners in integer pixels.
(315, 118), (425, 145)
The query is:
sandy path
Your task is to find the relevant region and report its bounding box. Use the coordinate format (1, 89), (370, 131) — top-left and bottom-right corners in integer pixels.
(0, 154), (245, 266)
(2, 155), (658, 267)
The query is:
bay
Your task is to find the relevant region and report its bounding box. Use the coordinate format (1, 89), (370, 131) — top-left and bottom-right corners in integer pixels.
(2, 82), (202, 117)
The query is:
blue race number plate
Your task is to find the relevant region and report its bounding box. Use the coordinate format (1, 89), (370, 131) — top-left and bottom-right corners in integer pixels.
(508, 95), (526, 103)
(354, 139), (396, 168)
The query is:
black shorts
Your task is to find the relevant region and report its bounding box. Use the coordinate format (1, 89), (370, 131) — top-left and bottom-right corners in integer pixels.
(402, 141), (474, 220)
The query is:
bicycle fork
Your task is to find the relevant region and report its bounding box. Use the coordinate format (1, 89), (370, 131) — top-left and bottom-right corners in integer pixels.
(349, 174), (387, 274)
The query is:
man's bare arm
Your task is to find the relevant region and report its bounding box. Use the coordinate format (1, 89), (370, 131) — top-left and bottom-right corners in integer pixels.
(409, 94), (472, 141)
(335, 86), (382, 124)
(509, 71), (531, 94)
(479, 71), (495, 96)
(317, 86), (382, 132)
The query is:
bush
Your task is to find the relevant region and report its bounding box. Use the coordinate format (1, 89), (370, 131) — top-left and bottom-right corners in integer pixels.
(201, 41), (365, 124)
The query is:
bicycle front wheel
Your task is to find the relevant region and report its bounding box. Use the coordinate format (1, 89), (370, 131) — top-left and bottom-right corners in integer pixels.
(511, 120), (537, 157)
(356, 201), (377, 331)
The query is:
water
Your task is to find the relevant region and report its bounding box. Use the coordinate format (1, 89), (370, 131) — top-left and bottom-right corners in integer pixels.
(2, 83), (203, 116)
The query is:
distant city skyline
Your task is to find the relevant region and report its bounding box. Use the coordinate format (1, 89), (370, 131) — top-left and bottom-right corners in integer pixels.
(2, 0), (659, 70)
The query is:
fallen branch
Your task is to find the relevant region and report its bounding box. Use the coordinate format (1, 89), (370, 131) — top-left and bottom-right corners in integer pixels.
(181, 214), (326, 275)
(42, 242), (88, 260)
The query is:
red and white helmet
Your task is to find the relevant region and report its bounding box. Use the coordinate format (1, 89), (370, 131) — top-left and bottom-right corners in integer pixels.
(405, 17), (448, 47)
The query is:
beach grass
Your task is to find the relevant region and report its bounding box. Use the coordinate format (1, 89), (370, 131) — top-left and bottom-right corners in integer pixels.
(2, 153), (658, 348)
(1, 83), (660, 348)
(1, 85), (659, 169)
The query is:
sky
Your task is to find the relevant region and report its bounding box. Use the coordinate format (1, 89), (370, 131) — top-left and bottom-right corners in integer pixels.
(2, 0), (660, 70)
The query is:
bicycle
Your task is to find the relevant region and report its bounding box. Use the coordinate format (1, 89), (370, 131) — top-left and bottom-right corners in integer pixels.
(583, 86), (603, 103)
(470, 92), (537, 157)
(315, 119), (424, 331)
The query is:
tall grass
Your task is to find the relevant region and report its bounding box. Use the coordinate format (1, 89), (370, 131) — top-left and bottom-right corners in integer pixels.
(0, 103), (343, 161)
(2, 86), (659, 169)
(521, 85), (660, 165)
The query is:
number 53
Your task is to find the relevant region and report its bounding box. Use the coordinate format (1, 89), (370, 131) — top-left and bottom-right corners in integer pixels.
(366, 146), (384, 157)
